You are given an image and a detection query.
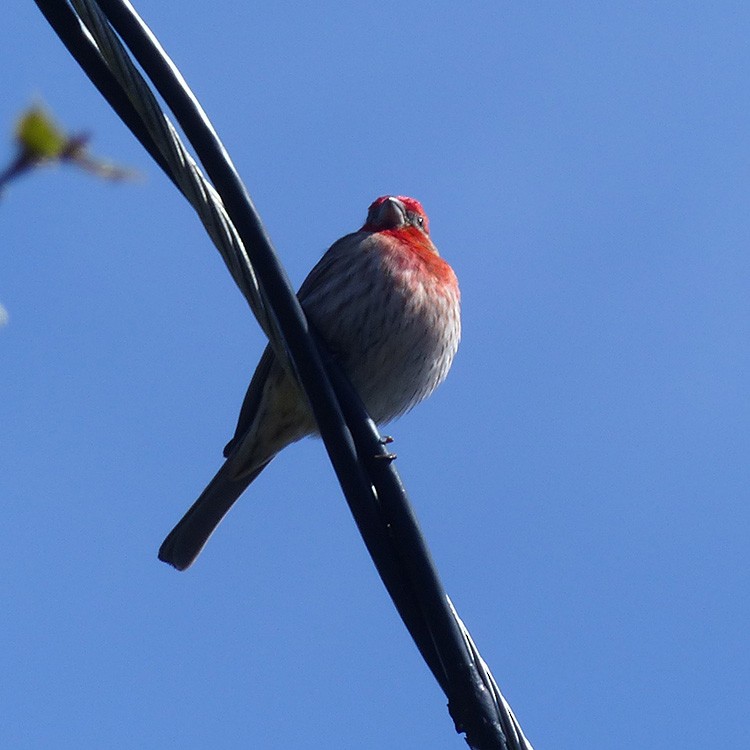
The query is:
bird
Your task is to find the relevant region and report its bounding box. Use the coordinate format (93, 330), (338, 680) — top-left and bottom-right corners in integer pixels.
(158, 195), (461, 570)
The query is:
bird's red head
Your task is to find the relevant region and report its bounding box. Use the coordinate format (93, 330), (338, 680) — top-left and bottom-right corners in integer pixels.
(362, 195), (430, 235)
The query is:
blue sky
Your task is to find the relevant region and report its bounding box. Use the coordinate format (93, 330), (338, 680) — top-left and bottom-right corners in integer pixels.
(2, 2), (749, 748)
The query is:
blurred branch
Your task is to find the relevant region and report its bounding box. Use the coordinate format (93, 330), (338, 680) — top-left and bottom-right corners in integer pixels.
(0, 103), (137, 193)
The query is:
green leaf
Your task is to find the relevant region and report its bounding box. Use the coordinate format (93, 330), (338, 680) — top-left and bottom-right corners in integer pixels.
(15, 106), (68, 159)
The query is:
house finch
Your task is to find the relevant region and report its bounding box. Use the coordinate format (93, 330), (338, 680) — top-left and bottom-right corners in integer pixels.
(159, 196), (461, 570)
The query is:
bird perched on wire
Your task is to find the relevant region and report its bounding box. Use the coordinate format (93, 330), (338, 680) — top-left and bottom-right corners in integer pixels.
(159, 195), (461, 570)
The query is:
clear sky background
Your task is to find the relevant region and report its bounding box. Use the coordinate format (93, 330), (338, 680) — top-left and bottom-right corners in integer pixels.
(2, 2), (748, 748)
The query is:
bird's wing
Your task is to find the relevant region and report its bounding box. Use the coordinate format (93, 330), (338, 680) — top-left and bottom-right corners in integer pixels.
(223, 344), (276, 457)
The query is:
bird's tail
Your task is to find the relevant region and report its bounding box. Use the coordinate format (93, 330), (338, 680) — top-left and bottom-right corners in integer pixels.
(158, 458), (271, 571)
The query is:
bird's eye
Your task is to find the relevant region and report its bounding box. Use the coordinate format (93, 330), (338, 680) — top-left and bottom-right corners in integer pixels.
(405, 209), (427, 232)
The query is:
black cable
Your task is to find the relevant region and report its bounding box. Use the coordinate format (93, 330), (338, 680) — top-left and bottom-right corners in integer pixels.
(33, 2), (531, 747)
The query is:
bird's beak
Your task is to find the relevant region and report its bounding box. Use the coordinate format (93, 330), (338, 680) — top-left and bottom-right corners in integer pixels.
(375, 196), (407, 228)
